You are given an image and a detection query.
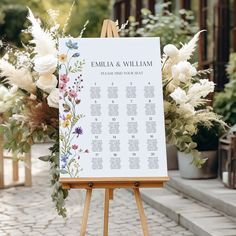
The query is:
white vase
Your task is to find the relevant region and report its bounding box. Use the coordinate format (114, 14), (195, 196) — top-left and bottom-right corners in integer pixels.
(177, 150), (218, 179)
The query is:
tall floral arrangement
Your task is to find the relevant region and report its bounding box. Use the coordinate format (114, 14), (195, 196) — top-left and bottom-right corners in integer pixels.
(162, 32), (226, 167)
(0, 6), (86, 217)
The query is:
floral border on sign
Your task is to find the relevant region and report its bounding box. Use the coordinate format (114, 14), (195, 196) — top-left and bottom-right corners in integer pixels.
(59, 39), (88, 178)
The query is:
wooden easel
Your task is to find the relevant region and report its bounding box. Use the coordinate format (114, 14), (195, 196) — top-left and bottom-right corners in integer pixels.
(60, 19), (169, 236)
(0, 133), (32, 188)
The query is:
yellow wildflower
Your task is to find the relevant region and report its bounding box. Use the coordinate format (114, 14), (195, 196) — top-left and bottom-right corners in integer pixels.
(58, 54), (67, 62)
(66, 113), (72, 120)
(63, 120), (70, 128)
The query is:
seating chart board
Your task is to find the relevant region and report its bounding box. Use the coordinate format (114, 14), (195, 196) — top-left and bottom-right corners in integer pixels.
(59, 38), (167, 178)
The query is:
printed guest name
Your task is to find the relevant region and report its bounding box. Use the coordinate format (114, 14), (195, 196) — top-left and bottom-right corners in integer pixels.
(91, 61), (153, 67)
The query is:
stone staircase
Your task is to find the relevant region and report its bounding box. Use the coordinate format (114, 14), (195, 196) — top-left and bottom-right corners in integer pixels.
(141, 171), (236, 236)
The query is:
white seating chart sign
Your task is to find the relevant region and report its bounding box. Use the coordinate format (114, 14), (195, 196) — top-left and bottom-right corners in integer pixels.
(59, 38), (167, 178)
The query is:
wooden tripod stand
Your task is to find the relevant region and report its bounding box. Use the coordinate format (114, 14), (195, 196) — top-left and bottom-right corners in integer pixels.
(80, 187), (148, 236)
(61, 176), (167, 236)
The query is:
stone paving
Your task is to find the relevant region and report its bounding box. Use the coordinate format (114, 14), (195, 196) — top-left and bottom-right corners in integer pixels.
(0, 144), (195, 236)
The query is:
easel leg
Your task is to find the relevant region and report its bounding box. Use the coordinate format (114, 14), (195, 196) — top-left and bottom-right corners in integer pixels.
(80, 189), (92, 236)
(133, 188), (149, 236)
(108, 189), (113, 200)
(103, 189), (111, 236)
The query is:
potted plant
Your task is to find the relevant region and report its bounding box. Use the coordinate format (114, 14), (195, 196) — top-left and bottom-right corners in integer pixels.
(161, 30), (227, 175)
(178, 122), (225, 179)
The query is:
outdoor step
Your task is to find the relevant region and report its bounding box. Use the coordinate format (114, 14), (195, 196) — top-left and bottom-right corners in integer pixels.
(140, 187), (236, 236)
(167, 170), (236, 219)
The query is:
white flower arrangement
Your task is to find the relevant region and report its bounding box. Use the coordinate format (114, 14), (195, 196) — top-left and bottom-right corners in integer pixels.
(162, 31), (226, 167)
(0, 7), (88, 217)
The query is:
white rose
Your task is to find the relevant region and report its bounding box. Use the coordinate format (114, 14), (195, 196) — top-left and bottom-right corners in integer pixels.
(199, 79), (215, 96)
(0, 86), (14, 101)
(36, 74), (58, 93)
(170, 87), (188, 105)
(178, 73), (188, 83)
(0, 86), (9, 100)
(163, 44), (179, 57)
(172, 65), (189, 83)
(189, 66), (197, 77)
(34, 54), (57, 75)
(178, 61), (197, 76)
(10, 85), (18, 94)
(171, 65), (180, 78)
(47, 88), (59, 109)
(172, 61), (197, 82)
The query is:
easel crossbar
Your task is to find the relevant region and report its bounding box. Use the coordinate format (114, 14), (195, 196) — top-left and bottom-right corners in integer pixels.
(60, 177), (169, 189)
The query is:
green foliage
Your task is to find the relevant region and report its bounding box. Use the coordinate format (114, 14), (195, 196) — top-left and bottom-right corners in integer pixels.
(192, 122), (225, 151)
(68, 0), (110, 37)
(2, 117), (67, 217)
(226, 53), (236, 80)
(0, 5), (28, 47)
(2, 118), (50, 154)
(122, 3), (198, 50)
(214, 53), (236, 125)
(0, 0), (110, 47)
(40, 139), (69, 218)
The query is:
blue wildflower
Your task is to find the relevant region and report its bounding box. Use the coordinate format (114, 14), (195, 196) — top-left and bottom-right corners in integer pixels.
(61, 154), (69, 168)
(72, 52), (80, 57)
(66, 39), (78, 49)
(61, 163), (66, 169)
(61, 154), (69, 160)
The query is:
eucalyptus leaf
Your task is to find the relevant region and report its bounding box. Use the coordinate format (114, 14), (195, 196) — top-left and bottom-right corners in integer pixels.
(39, 155), (51, 162)
(60, 169), (68, 174)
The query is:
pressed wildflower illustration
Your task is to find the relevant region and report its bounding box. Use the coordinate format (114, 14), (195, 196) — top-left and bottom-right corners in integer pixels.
(59, 39), (87, 178)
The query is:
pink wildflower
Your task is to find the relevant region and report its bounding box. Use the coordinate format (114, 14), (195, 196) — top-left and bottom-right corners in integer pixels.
(69, 90), (77, 98)
(60, 74), (69, 83)
(72, 144), (78, 150)
(59, 83), (66, 92)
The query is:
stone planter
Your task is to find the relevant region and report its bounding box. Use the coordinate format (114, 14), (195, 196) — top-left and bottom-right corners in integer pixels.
(178, 150), (218, 179)
(166, 144), (178, 170)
